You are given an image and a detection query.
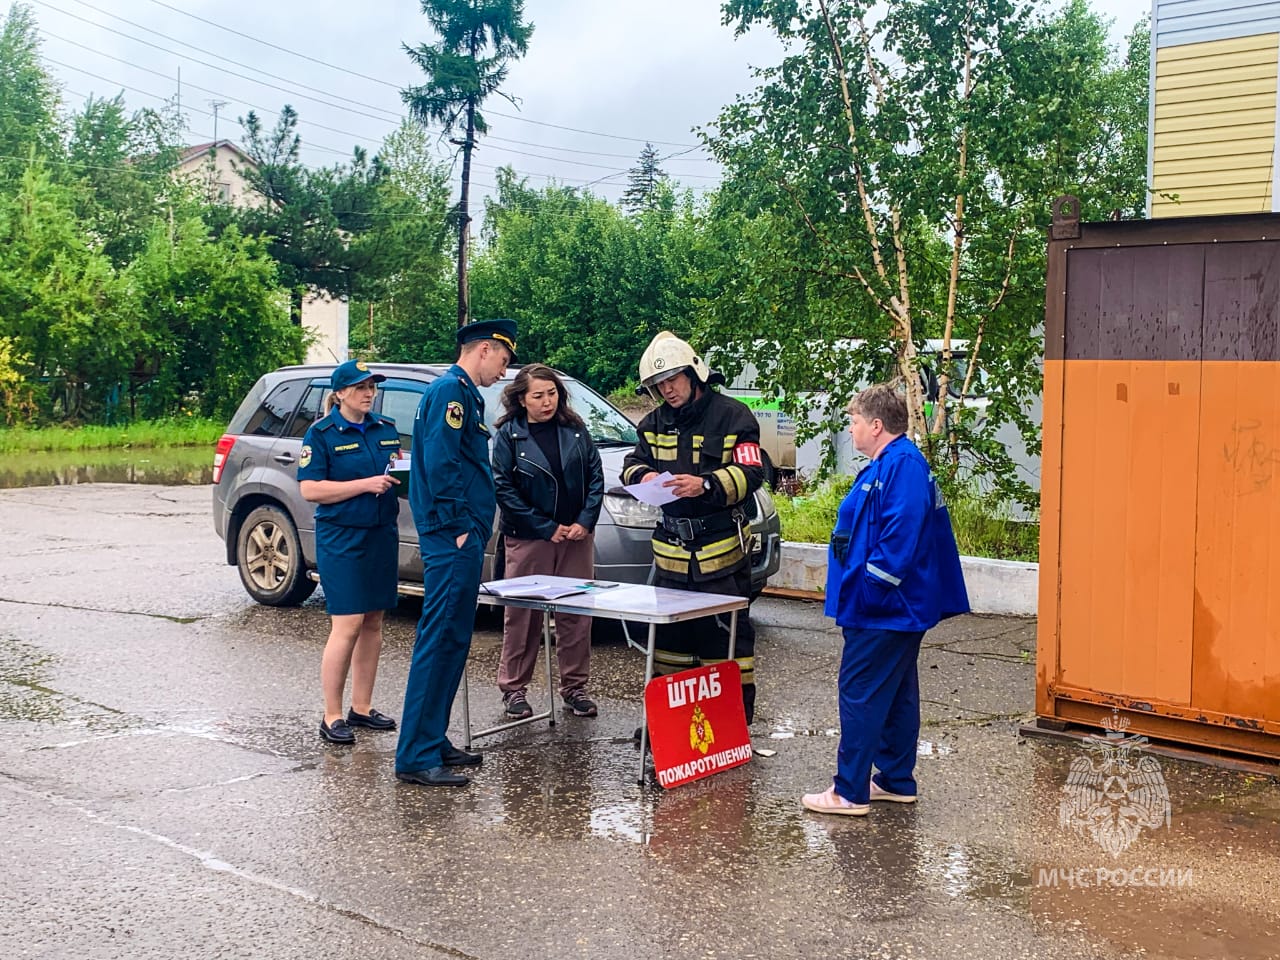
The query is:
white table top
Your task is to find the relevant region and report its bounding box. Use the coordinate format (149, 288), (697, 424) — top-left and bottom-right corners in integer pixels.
(476, 575), (747, 624)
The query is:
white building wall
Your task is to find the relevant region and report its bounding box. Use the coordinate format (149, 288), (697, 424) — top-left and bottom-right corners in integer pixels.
(301, 290), (350, 365)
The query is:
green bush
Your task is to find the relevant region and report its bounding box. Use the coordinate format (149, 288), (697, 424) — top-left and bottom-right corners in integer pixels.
(774, 477), (1040, 562)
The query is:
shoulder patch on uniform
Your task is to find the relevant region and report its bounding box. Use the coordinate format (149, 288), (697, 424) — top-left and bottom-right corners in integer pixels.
(299, 445), (312, 468)
(445, 400), (464, 429)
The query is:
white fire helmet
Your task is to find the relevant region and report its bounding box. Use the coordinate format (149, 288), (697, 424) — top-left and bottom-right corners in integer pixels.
(638, 331), (711, 402)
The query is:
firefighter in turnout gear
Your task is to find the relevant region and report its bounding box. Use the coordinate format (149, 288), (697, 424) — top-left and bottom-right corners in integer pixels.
(622, 331), (765, 725)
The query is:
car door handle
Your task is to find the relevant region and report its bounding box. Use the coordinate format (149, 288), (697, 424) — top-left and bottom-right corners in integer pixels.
(273, 453), (296, 465)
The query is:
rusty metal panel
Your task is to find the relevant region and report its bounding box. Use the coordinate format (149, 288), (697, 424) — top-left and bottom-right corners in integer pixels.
(1038, 207), (1280, 760)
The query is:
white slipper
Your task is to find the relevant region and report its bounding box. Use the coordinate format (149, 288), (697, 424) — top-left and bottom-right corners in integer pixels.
(870, 779), (917, 804)
(801, 786), (870, 816)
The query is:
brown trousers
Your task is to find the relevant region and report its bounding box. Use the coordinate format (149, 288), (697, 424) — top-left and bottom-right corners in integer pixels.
(497, 534), (594, 697)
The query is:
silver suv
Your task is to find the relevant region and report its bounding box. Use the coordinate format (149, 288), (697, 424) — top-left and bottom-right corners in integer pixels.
(211, 363), (782, 607)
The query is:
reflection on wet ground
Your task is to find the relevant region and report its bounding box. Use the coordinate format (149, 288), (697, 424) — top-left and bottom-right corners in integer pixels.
(0, 446), (213, 488)
(3, 484), (1279, 959)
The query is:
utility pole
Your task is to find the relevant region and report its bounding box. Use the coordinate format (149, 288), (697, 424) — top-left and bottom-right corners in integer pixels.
(210, 99), (227, 145)
(208, 100), (228, 202)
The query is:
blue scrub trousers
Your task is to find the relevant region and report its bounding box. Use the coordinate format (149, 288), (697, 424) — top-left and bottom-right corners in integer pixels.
(395, 529), (484, 774)
(834, 626), (926, 804)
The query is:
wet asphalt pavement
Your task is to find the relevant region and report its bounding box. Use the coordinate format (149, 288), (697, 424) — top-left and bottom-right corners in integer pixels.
(1, 484), (1278, 960)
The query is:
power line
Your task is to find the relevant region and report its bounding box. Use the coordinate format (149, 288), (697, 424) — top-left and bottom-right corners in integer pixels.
(41, 27), (396, 154)
(47, 0), (407, 121)
(32, 0), (406, 125)
(135, 0), (704, 149)
(38, 0), (717, 167)
(47, 57), (706, 196)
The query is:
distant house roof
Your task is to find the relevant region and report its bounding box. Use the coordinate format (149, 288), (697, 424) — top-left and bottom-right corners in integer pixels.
(177, 139), (257, 168)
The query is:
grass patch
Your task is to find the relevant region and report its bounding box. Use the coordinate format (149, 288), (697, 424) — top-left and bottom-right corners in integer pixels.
(774, 477), (1040, 562)
(0, 417), (226, 453)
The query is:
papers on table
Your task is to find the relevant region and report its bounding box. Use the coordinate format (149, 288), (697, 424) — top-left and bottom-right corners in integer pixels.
(480, 576), (590, 601)
(622, 471), (679, 506)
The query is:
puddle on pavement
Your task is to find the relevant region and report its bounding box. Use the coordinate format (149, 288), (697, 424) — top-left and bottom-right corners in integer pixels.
(0, 446), (213, 489)
(0, 638), (129, 730)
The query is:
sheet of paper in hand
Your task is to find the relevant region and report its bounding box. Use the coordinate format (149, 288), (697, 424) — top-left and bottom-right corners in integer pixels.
(622, 471), (680, 506)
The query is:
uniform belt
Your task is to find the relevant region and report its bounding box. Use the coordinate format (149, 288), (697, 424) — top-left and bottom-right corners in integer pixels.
(660, 511), (742, 542)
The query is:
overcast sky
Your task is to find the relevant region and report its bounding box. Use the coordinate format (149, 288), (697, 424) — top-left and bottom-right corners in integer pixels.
(25, 0), (1153, 206)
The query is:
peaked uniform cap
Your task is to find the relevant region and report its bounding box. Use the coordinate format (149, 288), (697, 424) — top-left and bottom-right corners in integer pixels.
(457, 318), (519, 361)
(331, 359), (386, 391)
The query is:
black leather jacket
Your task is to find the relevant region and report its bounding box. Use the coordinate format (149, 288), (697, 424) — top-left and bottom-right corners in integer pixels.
(491, 417), (605, 541)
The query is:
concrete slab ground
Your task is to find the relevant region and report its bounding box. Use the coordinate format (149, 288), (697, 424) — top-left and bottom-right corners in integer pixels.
(0, 485), (1276, 960)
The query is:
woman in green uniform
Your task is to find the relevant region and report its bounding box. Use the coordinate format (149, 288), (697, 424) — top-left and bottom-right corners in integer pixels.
(298, 360), (403, 745)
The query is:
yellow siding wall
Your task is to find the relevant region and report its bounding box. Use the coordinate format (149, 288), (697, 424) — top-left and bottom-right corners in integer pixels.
(1153, 34), (1279, 217)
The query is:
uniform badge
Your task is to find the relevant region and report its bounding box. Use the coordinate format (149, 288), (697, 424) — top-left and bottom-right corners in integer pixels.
(355, 360), (369, 372)
(299, 445), (312, 468)
(689, 704), (715, 755)
(445, 401), (464, 429)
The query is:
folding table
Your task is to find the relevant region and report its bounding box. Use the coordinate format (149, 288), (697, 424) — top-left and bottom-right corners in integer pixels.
(463, 575), (748, 783)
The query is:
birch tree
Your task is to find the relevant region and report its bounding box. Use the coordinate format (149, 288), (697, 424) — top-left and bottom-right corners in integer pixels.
(702, 0), (1147, 505)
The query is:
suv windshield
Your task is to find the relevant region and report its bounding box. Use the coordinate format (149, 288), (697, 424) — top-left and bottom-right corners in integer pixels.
(478, 379), (638, 446)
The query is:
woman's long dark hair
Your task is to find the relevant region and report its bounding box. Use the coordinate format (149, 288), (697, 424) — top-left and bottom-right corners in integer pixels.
(496, 363), (585, 430)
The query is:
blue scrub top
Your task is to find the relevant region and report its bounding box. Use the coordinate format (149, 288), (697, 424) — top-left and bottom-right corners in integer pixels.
(298, 409), (401, 528)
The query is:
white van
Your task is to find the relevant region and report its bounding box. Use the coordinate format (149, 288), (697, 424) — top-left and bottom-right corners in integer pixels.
(715, 339), (1039, 501)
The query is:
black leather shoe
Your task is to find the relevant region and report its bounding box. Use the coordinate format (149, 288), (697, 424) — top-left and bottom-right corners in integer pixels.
(396, 766), (469, 787)
(347, 708), (396, 731)
(442, 745), (483, 767)
(319, 718), (355, 745)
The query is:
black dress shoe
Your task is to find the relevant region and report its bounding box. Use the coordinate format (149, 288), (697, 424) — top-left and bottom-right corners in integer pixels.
(396, 766), (469, 787)
(319, 717), (355, 745)
(442, 745), (483, 767)
(347, 708), (396, 731)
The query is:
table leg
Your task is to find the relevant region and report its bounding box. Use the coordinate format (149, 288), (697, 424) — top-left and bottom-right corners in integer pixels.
(461, 661), (472, 749)
(465, 602), (556, 741)
(728, 608), (739, 662)
(544, 610), (556, 727)
(638, 621), (656, 785)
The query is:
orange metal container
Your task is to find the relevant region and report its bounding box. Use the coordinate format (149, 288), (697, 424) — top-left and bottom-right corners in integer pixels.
(1036, 198), (1280, 759)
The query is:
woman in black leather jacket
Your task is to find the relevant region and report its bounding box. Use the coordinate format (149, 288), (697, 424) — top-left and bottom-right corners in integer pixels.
(491, 364), (605, 719)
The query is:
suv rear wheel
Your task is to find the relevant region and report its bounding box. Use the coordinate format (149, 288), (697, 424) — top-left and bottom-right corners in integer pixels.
(237, 505), (316, 606)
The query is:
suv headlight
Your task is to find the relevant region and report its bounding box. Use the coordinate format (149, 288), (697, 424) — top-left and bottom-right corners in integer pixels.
(754, 486), (778, 520)
(603, 493), (662, 528)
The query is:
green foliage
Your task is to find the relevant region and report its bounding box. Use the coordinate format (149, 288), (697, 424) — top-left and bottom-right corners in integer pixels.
(402, 0), (534, 326)
(401, 0), (534, 136)
(0, 4), (62, 175)
(774, 475), (854, 544)
(67, 94), (183, 266)
(702, 0), (1150, 510)
(0, 164), (128, 421)
(0, 417), (224, 452)
(621, 143), (671, 216)
(468, 169), (710, 392)
(946, 490), (1040, 562)
(124, 220), (305, 419)
(774, 475), (1040, 561)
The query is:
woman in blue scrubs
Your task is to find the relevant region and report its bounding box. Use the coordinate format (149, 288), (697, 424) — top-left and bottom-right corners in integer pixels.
(298, 360), (403, 745)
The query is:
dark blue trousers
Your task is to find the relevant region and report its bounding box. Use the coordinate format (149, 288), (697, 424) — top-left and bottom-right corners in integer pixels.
(395, 530), (484, 774)
(834, 626), (925, 804)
